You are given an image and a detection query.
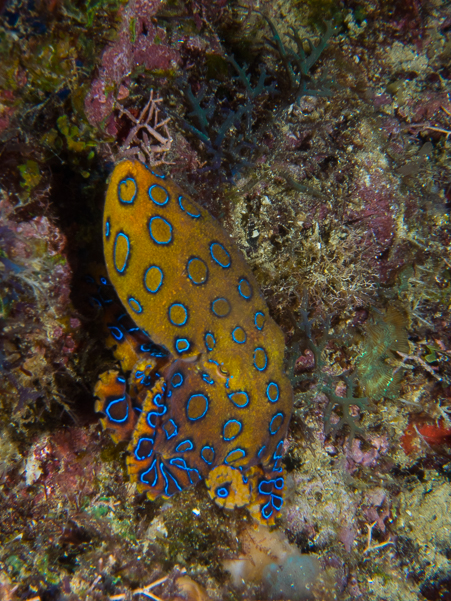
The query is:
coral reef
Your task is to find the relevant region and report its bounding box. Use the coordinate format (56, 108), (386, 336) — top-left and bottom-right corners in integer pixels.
(1, 0), (451, 599)
(0, 191), (83, 424)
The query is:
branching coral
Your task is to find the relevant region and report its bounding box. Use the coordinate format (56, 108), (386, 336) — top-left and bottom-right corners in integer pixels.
(262, 14), (337, 102)
(287, 300), (368, 440)
(176, 13), (336, 178)
(178, 56), (276, 177)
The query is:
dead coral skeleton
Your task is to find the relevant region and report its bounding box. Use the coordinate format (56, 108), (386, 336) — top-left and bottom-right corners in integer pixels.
(115, 89), (173, 167)
(394, 349), (442, 382)
(362, 521), (395, 555)
(110, 570), (186, 601)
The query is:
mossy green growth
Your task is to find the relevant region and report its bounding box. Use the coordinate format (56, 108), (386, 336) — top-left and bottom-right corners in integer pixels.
(5, 554), (22, 575)
(163, 489), (239, 574)
(129, 17), (137, 43)
(57, 115), (98, 154)
(34, 552), (60, 585)
(206, 54), (229, 81)
(18, 160), (41, 190)
(292, 0), (342, 26)
(0, 0), (122, 112)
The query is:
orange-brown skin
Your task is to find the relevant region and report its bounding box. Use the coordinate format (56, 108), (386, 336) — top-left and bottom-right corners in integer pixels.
(96, 159), (293, 522)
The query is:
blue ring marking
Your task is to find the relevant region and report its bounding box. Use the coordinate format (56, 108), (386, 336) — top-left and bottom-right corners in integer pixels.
(269, 412), (284, 435)
(257, 445), (266, 458)
(160, 464), (183, 496)
(151, 170), (166, 179)
(258, 480), (273, 495)
(200, 445), (215, 465)
(253, 347), (268, 371)
(273, 459), (283, 473)
(168, 303), (188, 327)
(232, 326), (246, 344)
(178, 195), (201, 218)
(237, 277), (252, 299)
(144, 265), (164, 294)
(187, 257), (208, 285)
(140, 458), (158, 487)
(211, 297), (231, 318)
(209, 242), (231, 268)
(273, 440), (284, 460)
(227, 391), (250, 408)
(108, 325), (124, 341)
(128, 297), (143, 314)
(148, 183), (169, 206)
(171, 372), (184, 388)
(148, 216), (173, 245)
(113, 232), (130, 274)
(163, 419), (178, 440)
(254, 311), (265, 330)
(147, 412), (159, 429)
(84, 275), (95, 284)
(216, 486), (229, 498)
(175, 439), (194, 453)
(224, 448), (246, 465)
(205, 332), (216, 351)
(168, 458), (201, 485)
(118, 177), (137, 204)
(175, 338), (190, 354)
(271, 495), (284, 511)
(261, 501), (273, 520)
(89, 295), (102, 308)
(135, 437), (154, 461)
(266, 382), (280, 403)
(105, 219), (110, 238)
(153, 392), (165, 408)
(222, 419), (242, 442)
(167, 390), (172, 398)
(274, 477), (284, 490)
(106, 396), (128, 423)
(117, 376), (126, 383)
(201, 373), (215, 385)
(140, 343), (167, 357)
(100, 276), (108, 285)
(98, 287), (113, 304)
(186, 393), (209, 421)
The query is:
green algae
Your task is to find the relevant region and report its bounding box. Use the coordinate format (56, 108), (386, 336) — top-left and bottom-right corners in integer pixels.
(17, 160), (42, 200)
(357, 306), (410, 400)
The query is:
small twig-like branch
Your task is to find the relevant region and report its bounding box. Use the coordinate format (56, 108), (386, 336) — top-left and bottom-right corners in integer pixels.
(115, 89), (173, 167)
(363, 521), (394, 555)
(395, 350), (442, 381)
(110, 570), (186, 600)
